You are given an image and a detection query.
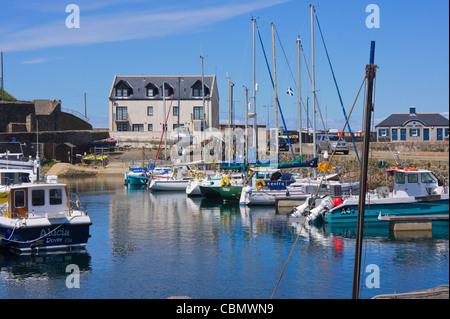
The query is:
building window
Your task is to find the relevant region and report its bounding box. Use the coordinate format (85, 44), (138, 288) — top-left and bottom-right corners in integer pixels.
(116, 88), (129, 97)
(193, 106), (204, 120)
(173, 106), (179, 116)
(378, 128), (389, 137)
(192, 80), (210, 97)
(147, 106), (153, 116)
(162, 83), (174, 97)
(146, 83), (158, 97)
(193, 87), (202, 97)
(116, 107), (128, 121)
(392, 129), (398, 141)
(400, 129), (407, 141)
(117, 124), (128, 131)
(148, 124), (153, 131)
(409, 128), (420, 137)
(132, 124), (144, 131)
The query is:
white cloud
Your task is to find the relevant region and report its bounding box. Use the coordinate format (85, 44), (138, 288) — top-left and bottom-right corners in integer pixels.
(21, 57), (56, 64)
(1, 0), (289, 52)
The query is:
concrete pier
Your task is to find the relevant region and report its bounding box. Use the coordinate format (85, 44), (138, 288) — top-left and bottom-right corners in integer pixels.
(378, 215), (448, 232)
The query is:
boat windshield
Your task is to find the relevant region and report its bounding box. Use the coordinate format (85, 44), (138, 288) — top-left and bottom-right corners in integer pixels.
(421, 172), (436, 184)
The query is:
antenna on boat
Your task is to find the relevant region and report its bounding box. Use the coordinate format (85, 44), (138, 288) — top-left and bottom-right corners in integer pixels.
(35, 120), (40, 183)
(352, 41), (377, 299)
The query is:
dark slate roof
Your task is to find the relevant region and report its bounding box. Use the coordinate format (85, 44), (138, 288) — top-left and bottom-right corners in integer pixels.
(376, 113), (449, 127)
(109, 75), (215, 100)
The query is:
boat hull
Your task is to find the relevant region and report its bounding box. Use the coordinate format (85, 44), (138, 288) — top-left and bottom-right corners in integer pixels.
(149, 179), (189, 191)
(326, 195), (449, 224)
(0, 216), (92, 254)
(240, 189), (310, 206)
(186, 180), (202, 196)
(219, 185), (243, 201)
(199, 185), (222, 198)
(126, 174), (149, 185)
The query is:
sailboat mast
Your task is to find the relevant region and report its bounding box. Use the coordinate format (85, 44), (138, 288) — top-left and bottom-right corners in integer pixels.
(310, 5), (317, 177)
(297, 36), (302, 157)
(252, 17), (258, 160)
(271, 23), (279, 153)
(352, 41), (377, 299)
(201, 55), (206, 163)
(244, 86), (249, 165)
(163, 82), (167, 165)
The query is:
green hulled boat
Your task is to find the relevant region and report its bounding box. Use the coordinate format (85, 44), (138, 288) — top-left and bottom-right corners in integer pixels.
(219, 184), (243, 201)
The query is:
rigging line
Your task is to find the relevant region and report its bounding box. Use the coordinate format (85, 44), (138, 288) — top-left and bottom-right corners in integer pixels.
(313, 8), (361, 164)
(274, 25), (297, 87)
(270, 74), (368, 299)
(256, 24), (296, 160)
(153, 86), (176, 170)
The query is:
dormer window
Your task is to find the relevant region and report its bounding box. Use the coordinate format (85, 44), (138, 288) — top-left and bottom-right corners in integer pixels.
(192, 80), (210, 97)
(116, 88), (129, 97)
(115, 80), (133, 97)
(145, 83), (158, 97)
(162, 83), (174, 97)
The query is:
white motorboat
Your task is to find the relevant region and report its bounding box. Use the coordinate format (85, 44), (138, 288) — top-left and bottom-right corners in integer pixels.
(0, 175), (92, 254)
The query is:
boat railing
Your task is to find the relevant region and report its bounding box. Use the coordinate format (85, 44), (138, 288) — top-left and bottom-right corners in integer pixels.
(68, 192), (87, 214)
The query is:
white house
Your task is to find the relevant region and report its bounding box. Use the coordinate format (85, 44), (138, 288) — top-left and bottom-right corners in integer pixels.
(108, 75), (219, 146)
(375, 106), (449, 142)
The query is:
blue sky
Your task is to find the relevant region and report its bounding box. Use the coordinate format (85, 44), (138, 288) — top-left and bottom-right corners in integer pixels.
(0, 0), (448, 130)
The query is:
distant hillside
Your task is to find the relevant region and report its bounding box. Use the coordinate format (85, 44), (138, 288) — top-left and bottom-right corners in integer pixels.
(1, 89), (17, 102)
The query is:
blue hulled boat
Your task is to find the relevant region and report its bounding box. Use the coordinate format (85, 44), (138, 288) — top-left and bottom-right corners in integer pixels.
(325, 167), (449, 225)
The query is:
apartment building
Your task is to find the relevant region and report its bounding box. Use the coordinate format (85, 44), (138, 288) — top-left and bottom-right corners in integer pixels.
(108, 75), (219, 145)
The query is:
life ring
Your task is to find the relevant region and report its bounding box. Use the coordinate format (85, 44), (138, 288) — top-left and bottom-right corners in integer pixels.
(318, 162), (333, 172)
(255, 179), (266, 190)
(188, 170), (195, 178)
(221, 176), (230, 186)
(196, 171), (205, 179)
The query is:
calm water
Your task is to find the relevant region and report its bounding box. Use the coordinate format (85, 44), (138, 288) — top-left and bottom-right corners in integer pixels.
(0, 176), (448, 299)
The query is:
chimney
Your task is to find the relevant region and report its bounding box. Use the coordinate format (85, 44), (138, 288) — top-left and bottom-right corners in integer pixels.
(409, 106), (416, 115)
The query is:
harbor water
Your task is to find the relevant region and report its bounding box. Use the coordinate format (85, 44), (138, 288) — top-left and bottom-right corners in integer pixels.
(0, 176), (448, 299)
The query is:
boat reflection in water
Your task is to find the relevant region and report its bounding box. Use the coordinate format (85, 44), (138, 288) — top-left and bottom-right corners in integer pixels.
(1, 176), (446, 299)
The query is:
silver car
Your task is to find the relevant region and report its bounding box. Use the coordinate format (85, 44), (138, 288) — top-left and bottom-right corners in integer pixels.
(317, 134), (349, 154)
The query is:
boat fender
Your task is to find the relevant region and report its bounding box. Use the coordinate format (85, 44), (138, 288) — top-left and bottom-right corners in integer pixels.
(333, 197), (342, 206)
(255, 179), (266, 190)
(221, 176), (230, 186)
(188, 170), (195, 178)
(318, 162), (333, 172)
(196, 172), (205, 180)
(76, 200), (80, 209)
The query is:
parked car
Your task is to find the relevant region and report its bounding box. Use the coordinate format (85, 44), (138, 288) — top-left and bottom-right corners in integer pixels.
(268, 136), (290, 151)
(280, 130), (299, 144)
(316, 134), (349, 154)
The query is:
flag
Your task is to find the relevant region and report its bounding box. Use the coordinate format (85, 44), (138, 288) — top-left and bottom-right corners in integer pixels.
(286, 86), (294, 96)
